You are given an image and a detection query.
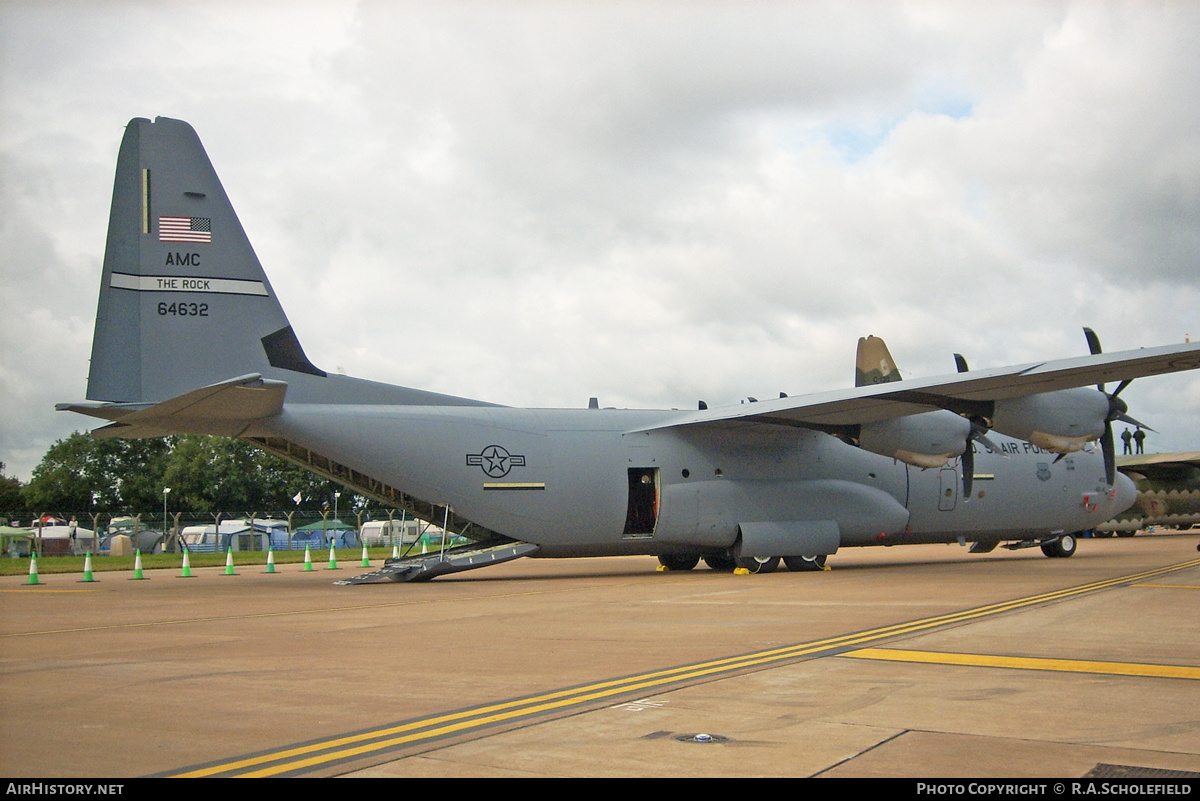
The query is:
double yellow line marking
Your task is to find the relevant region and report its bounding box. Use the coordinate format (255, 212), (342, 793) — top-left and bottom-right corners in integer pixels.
(168, 557), (1200, 777)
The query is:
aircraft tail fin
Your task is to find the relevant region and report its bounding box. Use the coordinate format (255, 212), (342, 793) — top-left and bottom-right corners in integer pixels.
(855, 335), (902, 387)
(86, 117), (322, 405)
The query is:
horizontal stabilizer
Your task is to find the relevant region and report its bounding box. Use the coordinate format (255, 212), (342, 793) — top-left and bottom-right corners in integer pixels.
(55, 401), (150, 423)
(58, 374), (286, 439)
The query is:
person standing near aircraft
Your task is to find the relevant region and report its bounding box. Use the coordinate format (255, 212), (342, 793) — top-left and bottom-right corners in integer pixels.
(1122, 427), (1133, 454)
(1134, 427), (1146, 454)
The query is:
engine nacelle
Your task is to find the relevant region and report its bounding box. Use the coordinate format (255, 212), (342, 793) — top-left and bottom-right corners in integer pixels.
(990, 388), (1108, 453)
(858, 410), (971, 468)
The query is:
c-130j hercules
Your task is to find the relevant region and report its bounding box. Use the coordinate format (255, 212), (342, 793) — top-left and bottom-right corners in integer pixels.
(60, 117), (1200, 582)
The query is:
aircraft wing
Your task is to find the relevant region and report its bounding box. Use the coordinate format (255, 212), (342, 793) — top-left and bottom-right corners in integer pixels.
(57, 374), (287, 439)
(630, 340), (1200, 433)
(1116, 451), (1200, 469)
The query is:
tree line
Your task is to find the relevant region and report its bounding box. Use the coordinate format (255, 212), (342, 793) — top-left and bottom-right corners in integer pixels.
(2, 434), (365, 524)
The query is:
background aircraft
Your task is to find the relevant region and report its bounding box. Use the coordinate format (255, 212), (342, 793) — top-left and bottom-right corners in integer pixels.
(1098, 452), (1200, 535)
(60, 117), (1200, 581)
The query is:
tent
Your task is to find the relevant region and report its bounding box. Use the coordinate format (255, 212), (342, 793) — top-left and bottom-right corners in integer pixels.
(289, 519), (359, 549)
(1, 525), (34, 558)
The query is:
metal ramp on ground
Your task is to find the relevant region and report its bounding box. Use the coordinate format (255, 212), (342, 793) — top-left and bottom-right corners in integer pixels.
(334, 540), (540, 584)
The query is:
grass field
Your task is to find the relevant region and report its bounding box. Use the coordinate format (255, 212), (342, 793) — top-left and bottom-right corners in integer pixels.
(0, 547), (428, 576)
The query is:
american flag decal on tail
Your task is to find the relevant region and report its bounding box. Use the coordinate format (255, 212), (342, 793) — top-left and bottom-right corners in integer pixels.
(159, 216), (212, 243)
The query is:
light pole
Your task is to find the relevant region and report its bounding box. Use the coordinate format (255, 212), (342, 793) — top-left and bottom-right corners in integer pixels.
(163, 487), (171, 541)
(333, 491), (341, 522)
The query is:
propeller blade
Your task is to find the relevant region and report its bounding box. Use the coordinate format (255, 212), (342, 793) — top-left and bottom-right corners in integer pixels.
(1084, 327), (1106, 392)
(962, 445), (974, 499)
(1116, 414), (1153, 432)
(975, 432), (1004, 455)
(1102, 421), (1116, 486)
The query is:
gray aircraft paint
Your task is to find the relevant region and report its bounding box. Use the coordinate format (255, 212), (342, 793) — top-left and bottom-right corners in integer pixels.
(61, 117), (1200, 575)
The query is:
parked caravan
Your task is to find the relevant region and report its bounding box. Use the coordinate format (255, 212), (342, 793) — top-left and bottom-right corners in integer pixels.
(360, 518), (421, 546)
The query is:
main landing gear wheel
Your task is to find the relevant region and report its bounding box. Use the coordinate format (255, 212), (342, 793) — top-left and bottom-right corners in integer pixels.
(703, 554), (737, 572)
(657, 554), (699, 571)
(734, 556), (780, 574)
(1041, 532), (1078, 558)
(783, 554), (827, 572)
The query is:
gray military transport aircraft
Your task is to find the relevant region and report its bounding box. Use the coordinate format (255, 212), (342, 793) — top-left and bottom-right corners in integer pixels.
(59, 117), (1200, 582)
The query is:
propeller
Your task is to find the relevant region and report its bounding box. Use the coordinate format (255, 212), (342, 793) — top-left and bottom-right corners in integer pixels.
(952, 352), (1003, 499)
(1082, 327), (1152, 485)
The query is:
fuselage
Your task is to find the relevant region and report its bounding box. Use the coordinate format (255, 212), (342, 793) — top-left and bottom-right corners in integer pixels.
(256, 403), (1137, 558)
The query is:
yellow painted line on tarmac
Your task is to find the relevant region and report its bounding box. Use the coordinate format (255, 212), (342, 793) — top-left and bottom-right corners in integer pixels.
(1131, 583), (1200, 590)
(175, 638), (864, 777)
(842, 647), (1200, 680)
(166, 556), (1200, 778)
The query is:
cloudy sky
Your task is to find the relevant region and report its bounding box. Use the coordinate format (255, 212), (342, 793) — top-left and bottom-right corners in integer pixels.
(2, 1), (1198, 481)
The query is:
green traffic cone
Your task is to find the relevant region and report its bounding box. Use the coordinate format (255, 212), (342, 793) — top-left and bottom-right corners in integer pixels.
(223, 548), (237, 576)
(179, 548), (194, 578)
(360, 544), (370, 567)
(265, 547), (277, 574)
(303, 545), (313, 572)
(27, 553), (41, 586)
(81, 552), (96, 583)
(327, 543), (339, 570)
(131, 549), (146, 580)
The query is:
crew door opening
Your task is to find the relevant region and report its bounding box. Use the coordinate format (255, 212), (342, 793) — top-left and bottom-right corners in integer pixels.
(623, 467), (660, 536)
